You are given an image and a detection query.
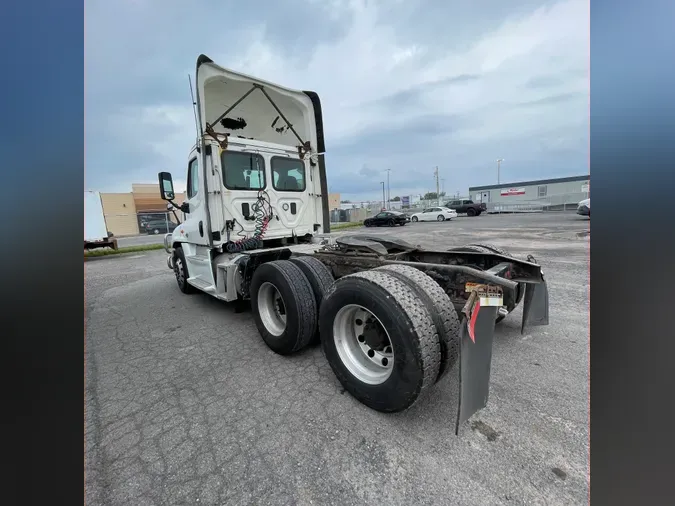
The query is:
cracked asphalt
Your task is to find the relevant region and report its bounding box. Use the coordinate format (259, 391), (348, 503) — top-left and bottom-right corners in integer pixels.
(85, 212), (590, 505)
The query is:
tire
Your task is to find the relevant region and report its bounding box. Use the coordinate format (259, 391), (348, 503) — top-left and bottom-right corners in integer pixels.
(375, 265), (460, 383)
(250, 260), (318, 355)
(289, 256), (334, 342)
(320, 270), (441, 412)
(448, 244), (493, 254)
(466, 243), (512, 257)
(437, 215), (445, 221)
(467, 208), (477, 217)
(154, 229), (160, 234)
(173, 247), (197, 294)
(364, 220), (372, 227)
(411, 216), (418, 222)
(387, 219), (395, 227)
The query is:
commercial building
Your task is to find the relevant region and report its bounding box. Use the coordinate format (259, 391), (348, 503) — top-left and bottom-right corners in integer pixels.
(328, 193), (340, 211)
(99, 184), (186, 236)
(469, 175), (589, 209)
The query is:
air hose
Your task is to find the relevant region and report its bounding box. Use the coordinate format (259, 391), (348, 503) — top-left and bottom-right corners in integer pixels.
(225, 191), (271, 253)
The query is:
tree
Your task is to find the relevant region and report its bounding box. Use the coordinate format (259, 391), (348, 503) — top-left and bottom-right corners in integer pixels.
(423, 191), (446, 200)
(390, 196), (401, 201)
(340, 199), (351, 203)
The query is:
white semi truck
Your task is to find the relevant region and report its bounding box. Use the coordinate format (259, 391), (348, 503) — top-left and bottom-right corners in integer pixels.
(84, 190), (117, 251)
(158, 55), (550, 432)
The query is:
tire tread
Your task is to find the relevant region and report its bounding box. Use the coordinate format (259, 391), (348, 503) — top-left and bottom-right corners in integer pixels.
(375, 265), (460, 383)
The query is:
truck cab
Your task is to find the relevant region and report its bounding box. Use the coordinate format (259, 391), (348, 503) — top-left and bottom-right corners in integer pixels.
(158, 55), (330, 298)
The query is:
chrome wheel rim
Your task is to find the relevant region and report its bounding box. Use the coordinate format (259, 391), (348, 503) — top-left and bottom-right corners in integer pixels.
(333, 304), (394, 385)
(258, 282), (287, 336)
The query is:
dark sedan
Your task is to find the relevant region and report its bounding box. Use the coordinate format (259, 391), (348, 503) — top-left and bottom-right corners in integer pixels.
(364, 211), (408, 227)
(144, 219), (178, 234)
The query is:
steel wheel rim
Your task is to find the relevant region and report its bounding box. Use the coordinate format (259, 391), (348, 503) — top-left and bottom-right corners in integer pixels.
(412, 216), (418, 222)
(174, 256), (185, 287)
(333, 304), (394, 385)
(258, 282), (287, 336)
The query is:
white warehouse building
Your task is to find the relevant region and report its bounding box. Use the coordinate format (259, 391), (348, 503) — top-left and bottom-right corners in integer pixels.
(468, 175), (590, 211)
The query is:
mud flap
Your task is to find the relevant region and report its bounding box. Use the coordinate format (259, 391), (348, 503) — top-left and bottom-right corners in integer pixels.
(455, 290), (499, 435)
(521, 279), (550, 334)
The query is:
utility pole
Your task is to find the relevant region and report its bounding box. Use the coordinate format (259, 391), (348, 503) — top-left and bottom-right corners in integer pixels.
(380, 181), (385, 211)
(496, 158), (504, 184)
(441, 178), (445, 198)
(385, 169), (391, 210)
(434, 166), (440, 206)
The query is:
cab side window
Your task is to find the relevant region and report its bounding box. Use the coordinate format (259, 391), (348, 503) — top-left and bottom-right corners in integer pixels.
(187, 158), (199, 199)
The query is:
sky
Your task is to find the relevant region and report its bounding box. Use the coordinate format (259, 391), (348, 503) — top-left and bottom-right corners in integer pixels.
(85, 0), (589, 201)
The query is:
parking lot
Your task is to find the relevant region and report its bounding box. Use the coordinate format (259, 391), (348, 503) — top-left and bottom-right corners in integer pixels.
(85, 213), (590, 505)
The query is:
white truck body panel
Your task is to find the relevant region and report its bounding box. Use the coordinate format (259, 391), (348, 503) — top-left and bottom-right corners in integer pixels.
(84, 191), (108, 242)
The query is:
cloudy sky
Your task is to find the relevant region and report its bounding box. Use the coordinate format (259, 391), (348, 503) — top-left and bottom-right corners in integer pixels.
(85, 0), (588, 201)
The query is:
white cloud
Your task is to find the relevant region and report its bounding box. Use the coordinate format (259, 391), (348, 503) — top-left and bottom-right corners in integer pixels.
(85, 0), (589, 200)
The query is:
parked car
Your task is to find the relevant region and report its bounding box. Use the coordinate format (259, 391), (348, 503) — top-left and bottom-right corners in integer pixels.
(577, 198), (590, 217)
(445, 199), (487, 216)
(410, 207), (458, 222)
(144, 219), (178, 234)
(364, 211), (408, 227)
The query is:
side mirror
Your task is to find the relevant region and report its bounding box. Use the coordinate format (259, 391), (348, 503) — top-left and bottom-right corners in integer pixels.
(158, 172), (175, 200)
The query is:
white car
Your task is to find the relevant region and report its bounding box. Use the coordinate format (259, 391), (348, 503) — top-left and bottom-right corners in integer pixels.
(410, 207), (458, 222)
(577, 198), (590, 217)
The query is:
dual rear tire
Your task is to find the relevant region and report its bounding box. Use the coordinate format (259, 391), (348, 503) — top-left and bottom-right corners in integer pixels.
(250, 257), (334, 355)
(319, 265), (460, 412)
(191, 254), (460, 414)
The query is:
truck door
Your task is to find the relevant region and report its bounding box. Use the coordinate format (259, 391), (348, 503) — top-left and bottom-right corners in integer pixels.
(181, 156), (210, 246)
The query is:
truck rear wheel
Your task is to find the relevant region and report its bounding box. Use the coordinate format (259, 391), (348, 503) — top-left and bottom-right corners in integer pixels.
(319, 270), (441, 412)
(173, 247), (196, 294)
(290, 256), (334, 342)
(250, 260), (317, 355)
(375, 264), (460, 383)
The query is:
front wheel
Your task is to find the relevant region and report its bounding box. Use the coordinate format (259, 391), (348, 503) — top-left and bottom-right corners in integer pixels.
(437, 215), (445, 221)
(387, 219), (395, 227)
(411, 216), (418, 222)
(154, 229), (160, 234)
(173, 247), (196, 294)
(467, 208), (477, 217)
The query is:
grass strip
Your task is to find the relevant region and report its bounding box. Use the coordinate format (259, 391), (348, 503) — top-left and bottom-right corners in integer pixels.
(85, 243), (165, 258)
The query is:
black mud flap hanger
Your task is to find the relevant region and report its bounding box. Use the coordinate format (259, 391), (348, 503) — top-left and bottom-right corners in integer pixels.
(455, 286), (500, 435)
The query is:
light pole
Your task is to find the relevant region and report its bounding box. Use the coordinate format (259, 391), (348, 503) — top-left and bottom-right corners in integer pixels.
(380, 181), (385, 211)
(385, 169), (391, 210)
(496, 158), (504, 184)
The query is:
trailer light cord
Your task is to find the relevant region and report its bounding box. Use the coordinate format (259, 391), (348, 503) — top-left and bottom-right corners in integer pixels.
(225, 190), (272, 253)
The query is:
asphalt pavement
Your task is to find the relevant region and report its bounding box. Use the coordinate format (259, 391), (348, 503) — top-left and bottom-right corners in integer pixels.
(85, 212), (590, 505)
